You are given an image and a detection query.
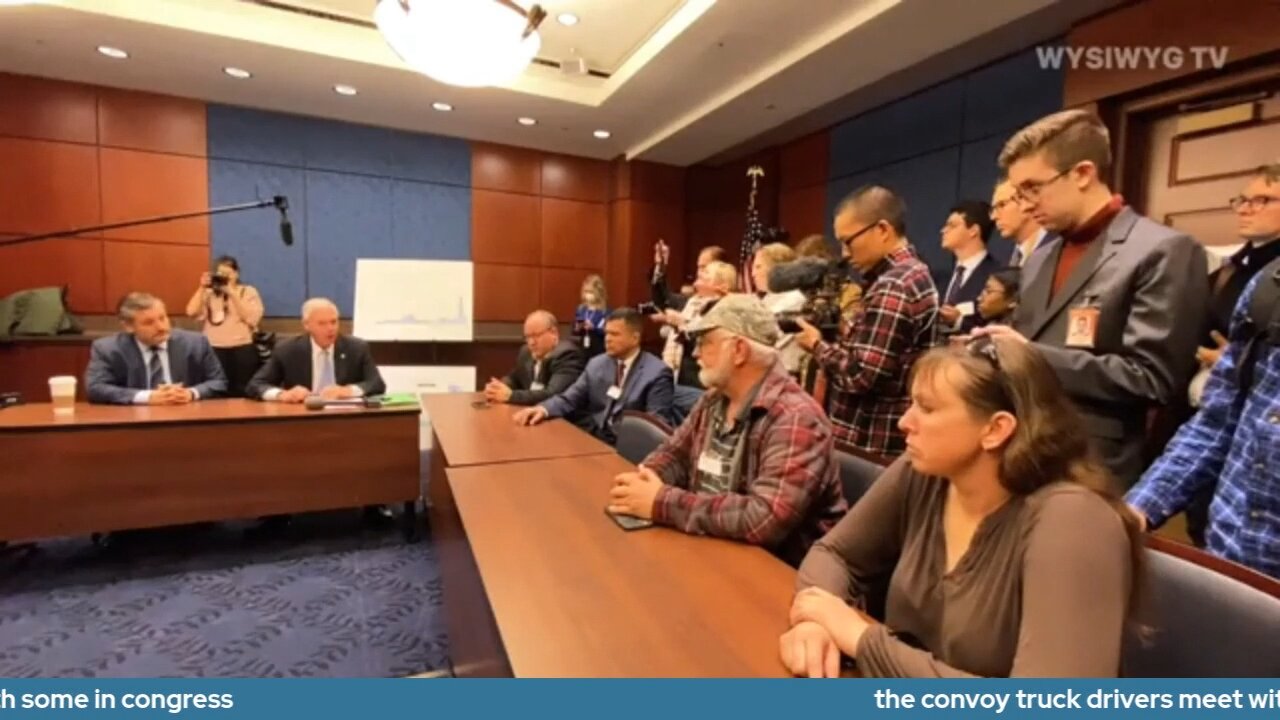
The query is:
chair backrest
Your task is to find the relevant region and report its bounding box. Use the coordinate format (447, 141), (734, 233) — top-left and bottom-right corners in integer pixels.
(615, 411), (673, 465)
(1123, 535), (1280, 677)
(833, 444), (888, 506)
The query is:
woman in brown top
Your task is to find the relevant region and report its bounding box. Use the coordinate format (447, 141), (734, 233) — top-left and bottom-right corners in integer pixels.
(780, 336), (1142, 678)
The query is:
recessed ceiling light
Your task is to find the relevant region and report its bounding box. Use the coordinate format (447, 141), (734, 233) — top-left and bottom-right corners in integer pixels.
(333, 84), (358, 96)
(432, 102), (453, 112)
(223, 67), (252, 79)
(593, 129), (611, 139)
(517, 117), (537, 126)
(557, 12), (580, 26)
(97, 46), (128, 60)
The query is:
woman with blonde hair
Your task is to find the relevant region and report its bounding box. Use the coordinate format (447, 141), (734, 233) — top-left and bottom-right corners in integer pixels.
(574, 274), (609, 359)
(781, 336), (1143, 678)
(751, 242), (806, 375)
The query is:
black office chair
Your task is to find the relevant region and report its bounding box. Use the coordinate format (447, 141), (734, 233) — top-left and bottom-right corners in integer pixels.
(1123, 535), (1280, 677)
(615, 411), (674, 465)
(833, 444), (889, 506)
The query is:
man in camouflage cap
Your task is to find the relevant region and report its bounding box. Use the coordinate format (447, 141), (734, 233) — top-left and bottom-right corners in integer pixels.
(608, 294), (848, 565)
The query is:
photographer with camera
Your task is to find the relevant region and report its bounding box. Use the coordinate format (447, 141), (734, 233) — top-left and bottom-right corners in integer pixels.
(794, 186), (939, 456)
(186, 255), (264, 397)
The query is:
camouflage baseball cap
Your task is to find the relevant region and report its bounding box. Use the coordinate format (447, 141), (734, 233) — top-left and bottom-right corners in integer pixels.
(685, 293), (781, 347)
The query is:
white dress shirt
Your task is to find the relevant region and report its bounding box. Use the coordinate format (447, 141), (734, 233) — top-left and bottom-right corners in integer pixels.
(263, 338), (364, 401)
(1013, 228), (1048, 267)
(132, 338), (202, 404)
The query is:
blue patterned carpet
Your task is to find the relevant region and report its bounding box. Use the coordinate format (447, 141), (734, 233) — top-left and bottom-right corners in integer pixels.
(0, 514), (448, 678)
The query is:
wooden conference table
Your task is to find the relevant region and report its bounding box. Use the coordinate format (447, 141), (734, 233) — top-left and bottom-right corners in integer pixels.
(422, 393), (796, 677)
(0, 399), (421, 541)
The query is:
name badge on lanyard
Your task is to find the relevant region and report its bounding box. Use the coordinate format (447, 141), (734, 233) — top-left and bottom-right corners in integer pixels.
(606, 385), (623, 400)
(696, 451), (720, 476)
(1066, 298), (1101, 349)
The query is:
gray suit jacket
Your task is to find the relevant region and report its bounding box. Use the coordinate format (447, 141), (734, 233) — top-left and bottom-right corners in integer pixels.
(245, 334), (385, 399)
(542, 351), (675, 443)
(502, 341), (585, 406)
(85, 328), (228, 405)
(1014, 207), (1208, 487)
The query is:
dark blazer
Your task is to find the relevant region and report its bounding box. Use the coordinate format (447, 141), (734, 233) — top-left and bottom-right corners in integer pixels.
(1014, 207), (1209, 487)
(85, 328), (227, 405)
(502, 340), (585, 406)
(543, 351), (675, 443)
(943, 252), (1000, 334)
(245, 334), (386, 399)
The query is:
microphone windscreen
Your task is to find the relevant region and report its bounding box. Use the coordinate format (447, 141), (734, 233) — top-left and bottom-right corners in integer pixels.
(303, 395), (325, 411)
(768, 257), (829, 293)
(280, 218), (294, 247)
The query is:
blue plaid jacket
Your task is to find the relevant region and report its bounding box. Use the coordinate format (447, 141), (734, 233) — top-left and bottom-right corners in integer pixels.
(1127, 273), (1280, 579)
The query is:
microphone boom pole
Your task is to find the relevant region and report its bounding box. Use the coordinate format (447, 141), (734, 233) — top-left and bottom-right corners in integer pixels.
(1, 195), (293, 247)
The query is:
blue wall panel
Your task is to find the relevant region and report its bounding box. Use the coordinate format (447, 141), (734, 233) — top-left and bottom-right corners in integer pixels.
(208, 159), (308, 316)
(207, 104), (474, 316)
(827, 47), (1063, 278)
(391, 180), (470, 260)
(206, 105), (310, 167)
(962, 44), (1065, 142)
(304, 171), (393, 314)
(828, 78), (965, 179)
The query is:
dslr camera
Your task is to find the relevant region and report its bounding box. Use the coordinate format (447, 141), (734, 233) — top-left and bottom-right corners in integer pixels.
(771, 258), (853, 342)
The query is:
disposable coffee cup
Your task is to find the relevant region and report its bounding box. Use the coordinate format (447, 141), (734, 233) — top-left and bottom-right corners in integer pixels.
(49, 375), (77, 416)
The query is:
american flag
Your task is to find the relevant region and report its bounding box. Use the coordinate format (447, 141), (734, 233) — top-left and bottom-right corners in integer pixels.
(740, 165), (766, 293)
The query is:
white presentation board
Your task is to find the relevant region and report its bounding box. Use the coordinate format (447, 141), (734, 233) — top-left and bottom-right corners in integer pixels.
(353, 259), (473, 341)
(378, 365), (476, 451)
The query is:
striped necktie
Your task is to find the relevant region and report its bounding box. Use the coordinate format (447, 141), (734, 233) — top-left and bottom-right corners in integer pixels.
(148, 347), (164, 389)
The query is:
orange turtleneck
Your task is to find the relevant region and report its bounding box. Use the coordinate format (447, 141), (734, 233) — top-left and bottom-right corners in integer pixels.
(1051, 194), (1124, 299)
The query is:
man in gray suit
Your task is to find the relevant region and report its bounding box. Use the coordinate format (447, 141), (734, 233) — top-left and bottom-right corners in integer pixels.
(514, 308), (675, 443)
(86, 292), (227, 405)
(981, 109), (1209, 487)
(483, 309), (585, 407)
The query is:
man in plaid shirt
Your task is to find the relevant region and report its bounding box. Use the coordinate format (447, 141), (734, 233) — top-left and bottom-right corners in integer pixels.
(796, 186), (939, 456)
(607, 294), (848, 566)
(1128, 269), (1280, 579)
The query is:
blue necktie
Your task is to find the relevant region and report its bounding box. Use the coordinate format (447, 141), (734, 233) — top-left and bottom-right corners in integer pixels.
(945, 265), (967, 305)
(316, 349), (335, 392)
(148, 347), (164, 389)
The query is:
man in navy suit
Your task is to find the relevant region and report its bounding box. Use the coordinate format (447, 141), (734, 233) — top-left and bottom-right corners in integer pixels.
(514, 307), (674, 443)
(245, 297), (385, 402)
(85, 292), (227, 405)
(938, 200), (1000, 335)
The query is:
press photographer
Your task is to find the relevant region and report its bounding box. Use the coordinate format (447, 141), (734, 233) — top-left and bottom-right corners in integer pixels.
(186, 255), (265, 398)
(791, 186), (939, 456)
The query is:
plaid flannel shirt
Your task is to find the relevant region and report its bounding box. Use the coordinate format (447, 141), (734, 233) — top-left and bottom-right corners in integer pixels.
(1127, 273), (1280, 579)
(813, 245), (938, 455)
(644, 365), (848, 565)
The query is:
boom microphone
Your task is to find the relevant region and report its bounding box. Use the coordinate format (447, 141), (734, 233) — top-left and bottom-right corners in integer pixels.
(768, 257), (833, 293)
(273, 195), (294, 247)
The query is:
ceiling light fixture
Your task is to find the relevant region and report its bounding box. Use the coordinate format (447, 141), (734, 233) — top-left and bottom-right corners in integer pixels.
(97, 46), (128, 59)
(517, 117), (537, 126)
(374, 0), (546, 88)
(333, 84), (358, 96)
(223, 67), (252, 79)
(557, 12), (579, 26)
(432, 101), (453, 112)
(593, 130), (610, 139)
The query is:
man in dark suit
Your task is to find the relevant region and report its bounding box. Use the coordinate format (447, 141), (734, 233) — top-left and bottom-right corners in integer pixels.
(938, 200), (1000, 335)
(86, 292), (227, 405)
(483, 309), (585, 407)
(246, 297), (385, 402)
(981, 109), (1208, 488)
(513, 308), (675, 443)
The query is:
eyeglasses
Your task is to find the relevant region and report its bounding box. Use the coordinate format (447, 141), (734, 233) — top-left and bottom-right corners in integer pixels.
(965, 335), (1002, 370)
(522, 327), (553, 342)
(1013, 168), (1071, 204)
(1229, 195), (1277, 212)
(990, 198), (1014, 215)
(837, 220), (883, 249)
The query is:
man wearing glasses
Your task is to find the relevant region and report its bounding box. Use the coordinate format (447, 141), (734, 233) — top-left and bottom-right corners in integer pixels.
(979, 109), (1209, 489)
(990, 179), (1046, 267)
(793, 185), (939, 456)
(485, 309), (585, 409)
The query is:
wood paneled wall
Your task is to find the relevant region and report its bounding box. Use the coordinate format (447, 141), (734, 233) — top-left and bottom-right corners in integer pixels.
(0, 73), (209, 315)
(608, 160), (687, 309)
(471, 142), (611, 323)
(1063, 0), (1280, 108)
